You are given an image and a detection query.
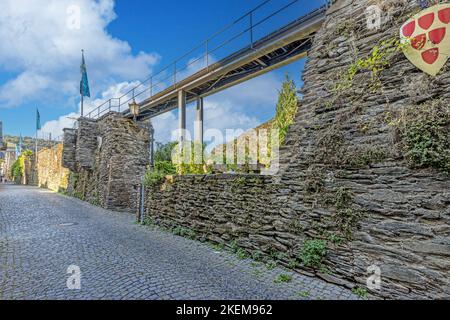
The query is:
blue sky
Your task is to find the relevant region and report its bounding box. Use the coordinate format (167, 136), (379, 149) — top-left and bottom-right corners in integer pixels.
(0, 0), (326, 143)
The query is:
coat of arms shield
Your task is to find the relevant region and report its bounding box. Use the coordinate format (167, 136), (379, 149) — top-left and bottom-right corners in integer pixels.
(400, 3), (450, 76)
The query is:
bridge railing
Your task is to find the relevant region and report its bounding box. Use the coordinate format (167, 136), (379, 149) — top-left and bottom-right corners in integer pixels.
(84, 0), (331, 120)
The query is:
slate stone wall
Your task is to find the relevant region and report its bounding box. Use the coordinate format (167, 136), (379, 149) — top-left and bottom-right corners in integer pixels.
(144, 0), (450, 299)
(62, 128), (77, 172)
(76, 118), (98, 169)
(63, 113), (150, 212)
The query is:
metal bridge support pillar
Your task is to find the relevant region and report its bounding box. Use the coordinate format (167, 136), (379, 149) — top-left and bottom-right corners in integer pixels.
(195, 97), (204, 145)
(148, 119), (155, 168)
(195, 96), (204, 163)
(178, 90), (186, 148)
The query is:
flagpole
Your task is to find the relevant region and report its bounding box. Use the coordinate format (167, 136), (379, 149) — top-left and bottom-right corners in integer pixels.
(81, 49), (84, 117)
(35, 127), (38, 168)
(35, 108), (40, 171)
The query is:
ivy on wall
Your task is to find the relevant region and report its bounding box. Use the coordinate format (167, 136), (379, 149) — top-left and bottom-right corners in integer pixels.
(387, 99), (450, 174)
(11, 150), (33, 183)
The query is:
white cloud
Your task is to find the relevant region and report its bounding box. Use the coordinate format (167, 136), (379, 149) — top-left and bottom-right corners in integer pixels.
(39, 112), (79, 140)
(0, 72), (52, 106)
(20, 0), (284, 144)
(40, 80), (140, 137)
(0, 0), (159, 107)
(151, 72), (281, 149)
(212, 72), (281, 107)
(41, 59), (282, 142)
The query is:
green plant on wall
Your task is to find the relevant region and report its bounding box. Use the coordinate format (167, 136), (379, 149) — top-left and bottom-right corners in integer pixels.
(330, 186), (362, 239)
(332, 36), (409, 97)
(344, 146), (389, 167)
(389, 99), (450, 174)
(298, 239), (328, 269)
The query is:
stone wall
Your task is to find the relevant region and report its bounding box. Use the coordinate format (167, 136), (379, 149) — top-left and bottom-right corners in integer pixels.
(76, 118), (98, 169)
(63, 113), (150, 212)
(144, 0), (450, 299)
(145, 174), (278, 244)
(35, 144), (69, 192)
(276, 0), (450, 299)
(62, 128), (77, 172)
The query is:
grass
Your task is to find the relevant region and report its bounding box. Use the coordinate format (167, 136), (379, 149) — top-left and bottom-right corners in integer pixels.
(252, 268), (264, 278)
(352, 287), (368, 299)
(211, 242), (224, 252)
(298, 291), (310, 298)
(274, 274), (293, 284)
(266, 261), (277, 270)
(236, 248), (249, 260)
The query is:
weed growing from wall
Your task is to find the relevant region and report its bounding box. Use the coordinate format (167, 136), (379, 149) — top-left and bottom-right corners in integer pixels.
(333, 36), (408, 95)
(298, 240), (328, 269)
(389, 99), (450, 174)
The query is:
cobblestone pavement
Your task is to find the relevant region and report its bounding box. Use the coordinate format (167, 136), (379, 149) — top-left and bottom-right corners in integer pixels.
(0, 184), (359, 300)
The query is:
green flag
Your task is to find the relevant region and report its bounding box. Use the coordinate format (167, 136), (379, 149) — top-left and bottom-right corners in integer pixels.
(36, 109), (41, 131)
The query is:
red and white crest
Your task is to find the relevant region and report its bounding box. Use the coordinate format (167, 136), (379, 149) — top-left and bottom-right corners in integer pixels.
(400, 3), (450, 76)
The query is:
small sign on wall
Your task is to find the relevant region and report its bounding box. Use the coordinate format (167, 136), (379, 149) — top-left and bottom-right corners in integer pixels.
(400, 3), (450, 76)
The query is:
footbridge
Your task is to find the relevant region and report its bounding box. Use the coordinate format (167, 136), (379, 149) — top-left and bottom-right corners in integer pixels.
(84, 0), (334, 143)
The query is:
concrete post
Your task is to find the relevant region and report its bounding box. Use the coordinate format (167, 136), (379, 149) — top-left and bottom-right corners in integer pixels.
(178, 90), (186, 148)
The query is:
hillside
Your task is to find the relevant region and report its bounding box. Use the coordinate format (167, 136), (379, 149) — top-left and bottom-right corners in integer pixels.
(3, 135), (58, 151)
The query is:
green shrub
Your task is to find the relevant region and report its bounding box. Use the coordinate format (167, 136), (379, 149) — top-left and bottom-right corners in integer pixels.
(172, 141), (207, 175)
(154, 161), (176, 175)
(144, 158), (178, 187)
(154, 142), (178, 163)
(144, 170), (166, 187)
(298, 240), (328, 269)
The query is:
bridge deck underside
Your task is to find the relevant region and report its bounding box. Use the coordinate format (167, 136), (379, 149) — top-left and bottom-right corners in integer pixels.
(121, 6), (327, 121)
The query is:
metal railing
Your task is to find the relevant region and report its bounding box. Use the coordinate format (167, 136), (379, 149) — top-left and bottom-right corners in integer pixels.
(84, 0), (332, 120)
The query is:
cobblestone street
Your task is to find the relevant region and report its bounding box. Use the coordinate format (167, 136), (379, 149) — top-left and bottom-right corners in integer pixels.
(0, 184), (358, 300)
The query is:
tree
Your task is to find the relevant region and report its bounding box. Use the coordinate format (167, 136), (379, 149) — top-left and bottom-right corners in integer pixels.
(11, 150), (33, 183)
(154, 142), (178, 163)
(273, 74), (298, 145)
